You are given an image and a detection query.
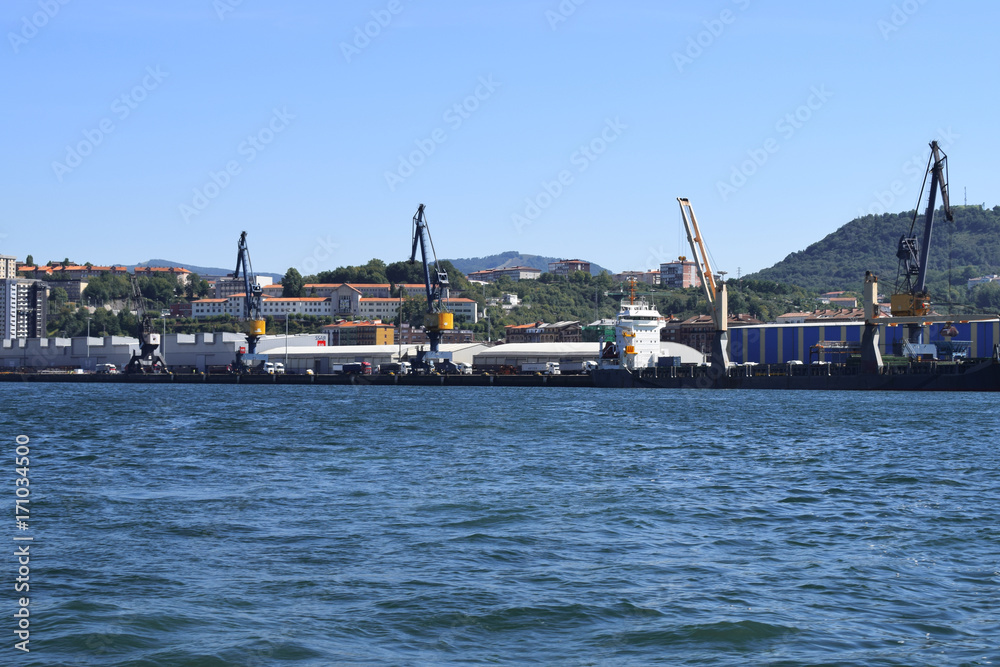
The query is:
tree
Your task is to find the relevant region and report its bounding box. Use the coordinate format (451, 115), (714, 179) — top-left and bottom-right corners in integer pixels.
(25, 255), (33, 266)
(282, 267), (305, 297)
(49, 287), (68, 309)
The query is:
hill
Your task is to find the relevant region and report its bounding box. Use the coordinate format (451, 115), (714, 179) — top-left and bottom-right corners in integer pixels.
(748, 205), (1000, 294)
(444, 251), (610, 276)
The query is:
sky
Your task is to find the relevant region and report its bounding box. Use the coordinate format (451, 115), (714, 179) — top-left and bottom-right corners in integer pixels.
(2, 0), (998, 278)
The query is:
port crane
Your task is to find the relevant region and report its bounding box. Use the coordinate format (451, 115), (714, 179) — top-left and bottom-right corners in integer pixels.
(891, 140), (953, 318)
(677, 197), (729, 369)
(123, 273), (168, 374)
(409, 204), (453, 369)
(232, 231), (267, 373)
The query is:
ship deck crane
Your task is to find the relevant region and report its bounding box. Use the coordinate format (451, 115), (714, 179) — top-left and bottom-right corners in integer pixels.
(677, 197), (729, 369)
(409, 204), (453, 369)
(123, 273), (168, 374)
(891, 140), (952, 318)
(233, 231), (267, 373)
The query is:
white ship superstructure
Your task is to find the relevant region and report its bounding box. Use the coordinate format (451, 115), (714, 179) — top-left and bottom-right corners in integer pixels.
(599, 283), (666, 371)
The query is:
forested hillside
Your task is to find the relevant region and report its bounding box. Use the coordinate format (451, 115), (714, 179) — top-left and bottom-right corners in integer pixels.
(749, 205), (1000, 295)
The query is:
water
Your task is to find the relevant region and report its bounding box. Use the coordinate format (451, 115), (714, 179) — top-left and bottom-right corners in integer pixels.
(4, 385), (999, 665)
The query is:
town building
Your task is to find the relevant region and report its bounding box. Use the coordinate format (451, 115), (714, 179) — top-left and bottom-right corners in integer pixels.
(398, 324), (474, 345)
(548, 259), (591, 276)
(659, 258), (701, 289)
(1, 255), (17, 280)
(968, 274), (1000, 290)
(662, 314), (762, 354)
(467, 266), (542, 282)
(134, 266), (193, 284)
(214, 274), (274, 298)
(1, 278), (49, 340)
(322, 321), (395, 346)
(505, 321), (583, 343)
(613, 271), (660, 286)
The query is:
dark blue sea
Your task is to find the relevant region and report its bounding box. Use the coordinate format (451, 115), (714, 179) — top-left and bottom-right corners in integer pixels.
(4, 385), (999, 665)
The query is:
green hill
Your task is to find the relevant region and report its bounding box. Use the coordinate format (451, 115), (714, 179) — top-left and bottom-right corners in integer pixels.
(444, 251), (610, 276)
(748, 205), (1000, 295)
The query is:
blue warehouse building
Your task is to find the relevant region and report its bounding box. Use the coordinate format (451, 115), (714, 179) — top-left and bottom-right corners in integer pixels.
(728, 319), (1000, 364)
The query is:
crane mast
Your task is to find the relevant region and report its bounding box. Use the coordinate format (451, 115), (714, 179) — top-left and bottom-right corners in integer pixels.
(677, 198), (729, 369)
(891, 140), (952, 317)
(409, 204), (453, 368)
(123, 272), (167, 374)
(233, 231), (267, 373)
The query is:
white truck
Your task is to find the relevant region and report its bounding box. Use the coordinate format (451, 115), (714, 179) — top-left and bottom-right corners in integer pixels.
(520, 362), (560, 375)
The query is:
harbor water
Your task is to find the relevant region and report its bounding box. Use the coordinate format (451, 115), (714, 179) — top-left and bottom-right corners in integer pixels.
(5, 385), (999, 665)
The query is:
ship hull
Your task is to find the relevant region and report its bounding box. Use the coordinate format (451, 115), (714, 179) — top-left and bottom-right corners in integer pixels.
(593, 360), (1000, 391)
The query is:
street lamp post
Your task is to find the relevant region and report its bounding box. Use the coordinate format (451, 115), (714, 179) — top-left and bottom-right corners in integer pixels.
(285, 311), (289, 369)
(86, 317), (91, 358)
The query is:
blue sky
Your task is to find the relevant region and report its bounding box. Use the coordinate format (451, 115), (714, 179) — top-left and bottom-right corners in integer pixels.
(2, 0), (998, 278)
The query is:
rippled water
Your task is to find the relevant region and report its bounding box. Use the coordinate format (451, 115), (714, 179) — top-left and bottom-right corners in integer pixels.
(5, 385), (999, 665)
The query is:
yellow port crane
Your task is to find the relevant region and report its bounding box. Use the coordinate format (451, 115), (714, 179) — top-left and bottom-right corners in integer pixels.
(677, 197), (729, 369)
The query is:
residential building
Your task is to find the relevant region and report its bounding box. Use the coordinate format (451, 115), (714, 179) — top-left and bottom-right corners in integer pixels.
(548, 259), (591, 276)
(467, 266), (542, 282)
(505, 321), (582, 343)
(322, 321), (395, 346)
(664, 313), (762, 354)
(134, 266), (192, 284)
(398, 324), (474, 345)
(359, 296), (479, 324)
(659, 258), (701, 289)
(613, 270), (660, 286)
(968, 275), (1000, 290)
(1, 278), (48, 340)
(18, 264), (129, 280)
(214, 274), (274, 298)
(169, 302), (193, 318)
(1, 255), (17, 280)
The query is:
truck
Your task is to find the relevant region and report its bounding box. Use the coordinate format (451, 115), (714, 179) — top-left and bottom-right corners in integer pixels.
(337, 362), (372, 375)
(95, 363), (118, 374)
(520, 362), (560, 375)
(378, 362), (411, 375)
(559, 360), (597, 374)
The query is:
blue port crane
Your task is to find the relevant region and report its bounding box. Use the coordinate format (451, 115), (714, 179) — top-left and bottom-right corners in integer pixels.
(409, 204), (453, 366)
(233, 231), (267, 373)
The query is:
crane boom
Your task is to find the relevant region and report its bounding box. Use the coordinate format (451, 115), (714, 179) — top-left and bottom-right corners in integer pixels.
(677, 198), (729, 369)
(409, 204), (453, 363)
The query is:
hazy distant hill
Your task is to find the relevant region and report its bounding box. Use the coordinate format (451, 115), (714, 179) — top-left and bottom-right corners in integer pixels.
(134, 259), (284, 283)
(747, 205), (1000, 294)
(444, 251), (610, 276)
